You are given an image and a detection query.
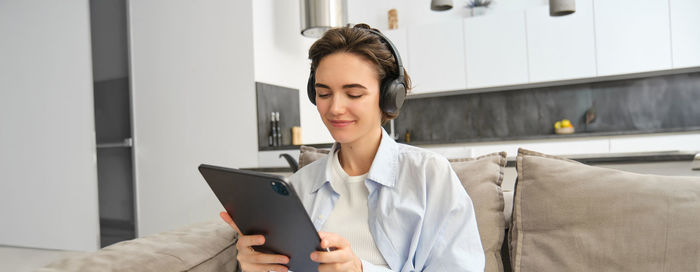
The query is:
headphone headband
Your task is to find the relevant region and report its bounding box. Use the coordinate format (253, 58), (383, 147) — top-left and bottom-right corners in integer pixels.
(366, 28), (404, 80)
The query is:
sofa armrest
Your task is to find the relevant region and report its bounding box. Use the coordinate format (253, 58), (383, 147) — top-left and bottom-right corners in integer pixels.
(38, 220), (240, 272)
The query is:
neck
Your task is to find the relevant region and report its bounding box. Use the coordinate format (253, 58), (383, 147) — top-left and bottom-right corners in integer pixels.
(338, 127), (382, 176)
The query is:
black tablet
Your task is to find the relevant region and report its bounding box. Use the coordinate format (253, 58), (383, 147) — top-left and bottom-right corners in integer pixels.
(198, 164), (322, 271)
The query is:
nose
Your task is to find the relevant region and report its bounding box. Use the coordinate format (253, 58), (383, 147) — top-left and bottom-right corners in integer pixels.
(329, 94), (347, 115)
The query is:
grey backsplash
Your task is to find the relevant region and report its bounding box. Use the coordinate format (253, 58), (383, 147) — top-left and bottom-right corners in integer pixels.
(256, 82), (300, 149)
(394, 72), (700, 144)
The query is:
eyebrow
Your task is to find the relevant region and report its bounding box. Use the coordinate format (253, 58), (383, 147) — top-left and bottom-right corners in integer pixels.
(314, 83), (367, 90)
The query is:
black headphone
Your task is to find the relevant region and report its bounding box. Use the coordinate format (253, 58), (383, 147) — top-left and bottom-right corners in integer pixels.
(307, 28), (406, 115)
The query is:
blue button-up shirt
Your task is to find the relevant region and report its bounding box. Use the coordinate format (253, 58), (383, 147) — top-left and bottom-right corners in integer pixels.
(288, 129), (485, 271)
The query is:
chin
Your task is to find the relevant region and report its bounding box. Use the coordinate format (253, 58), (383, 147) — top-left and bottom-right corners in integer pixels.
(328, 131), (356, 144)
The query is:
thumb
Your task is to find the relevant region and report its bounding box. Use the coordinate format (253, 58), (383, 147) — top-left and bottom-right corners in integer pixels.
(318, 232), (349, 250)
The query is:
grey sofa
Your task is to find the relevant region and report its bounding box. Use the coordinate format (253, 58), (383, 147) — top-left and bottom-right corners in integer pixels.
(40, 148), (700, 272)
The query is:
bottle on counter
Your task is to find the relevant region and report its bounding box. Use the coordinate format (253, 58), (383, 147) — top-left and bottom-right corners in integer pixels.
(269, 112), (276, 147)
(275, 112), (282, 147)
(404, 129), (411, 143)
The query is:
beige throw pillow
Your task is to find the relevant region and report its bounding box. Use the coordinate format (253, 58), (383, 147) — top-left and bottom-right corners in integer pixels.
(299, 146), (508, 272)
(299, 145), (330, 169)
(510, 148), (700, 272)
(450, 152), (508, 272)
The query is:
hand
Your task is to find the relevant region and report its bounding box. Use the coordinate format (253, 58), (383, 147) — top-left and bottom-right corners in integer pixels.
(310, 232), (363, 272)
(219, 211), (290, 272)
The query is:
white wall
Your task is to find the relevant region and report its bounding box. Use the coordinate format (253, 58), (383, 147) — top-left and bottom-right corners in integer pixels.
(129, 0), (258, 236)
(0, 0), (100, 251)
(252, 0), (331, 144)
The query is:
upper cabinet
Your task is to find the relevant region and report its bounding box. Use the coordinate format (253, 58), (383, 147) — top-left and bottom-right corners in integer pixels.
(407, 20), (466, 94)
(388, 0), (697, 95)
(464, 11), (529, 88)
(594, 0), (672, 76)
(670, 0), (700, 68)
(526, 0), (597, 82)
(384, 28), (410, 74)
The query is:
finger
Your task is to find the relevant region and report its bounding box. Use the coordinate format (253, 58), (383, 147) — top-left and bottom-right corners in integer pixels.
(310, 247), (352, 264)
(318, 262), (351, 272)
(318, 232), (350, 249)
(219, 211), (242, 234)
(247, 252), (290, 265)
(243, 263), (290, 272)
(238, 250), (289, 264)
(237, 234), (266, 248)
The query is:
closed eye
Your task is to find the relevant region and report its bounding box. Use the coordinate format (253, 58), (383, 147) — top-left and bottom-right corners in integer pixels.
(315, 83), (331, 98)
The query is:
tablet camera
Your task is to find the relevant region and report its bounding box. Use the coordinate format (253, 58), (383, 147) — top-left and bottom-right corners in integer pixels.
(270, 181), (289, 196)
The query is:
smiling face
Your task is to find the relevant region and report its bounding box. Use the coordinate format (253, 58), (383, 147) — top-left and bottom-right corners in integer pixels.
(314, 52), (383, 145)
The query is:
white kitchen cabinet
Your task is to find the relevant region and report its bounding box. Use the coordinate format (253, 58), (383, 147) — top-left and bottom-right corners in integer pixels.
(670, 0), (700, 68)
(526, 0), (597, 82)
(383, 28), (410, 75)
(464, 11), (529, 89)
(609, 133), (700, 154)
(594, 0), (672, 76)
(407, 19), (466, 94)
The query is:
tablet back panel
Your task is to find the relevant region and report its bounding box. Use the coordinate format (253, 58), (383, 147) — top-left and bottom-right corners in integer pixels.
(198, 164), (320, 271)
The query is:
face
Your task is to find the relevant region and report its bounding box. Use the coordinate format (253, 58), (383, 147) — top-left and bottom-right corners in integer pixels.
(314, 52), (383, 145)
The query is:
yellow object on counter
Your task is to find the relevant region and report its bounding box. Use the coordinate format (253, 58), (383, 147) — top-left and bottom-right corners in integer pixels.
(561, 119), (572, 128)
(292, 126), (302, 145)
(554, 119), (574, 134)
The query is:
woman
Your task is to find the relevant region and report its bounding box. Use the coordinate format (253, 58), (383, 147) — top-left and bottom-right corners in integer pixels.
(221, 24), (485, 272)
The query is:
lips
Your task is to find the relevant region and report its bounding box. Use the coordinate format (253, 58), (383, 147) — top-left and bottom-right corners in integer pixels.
(329, 120), (354, 128)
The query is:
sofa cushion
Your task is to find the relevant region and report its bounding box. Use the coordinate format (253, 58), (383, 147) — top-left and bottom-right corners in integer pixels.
(38, 220), (239, 272)
(449, 152), (508, 272)
(299, 145), (330, 168)
(510, 148), (700, 272)
(299, 146), (508, 272)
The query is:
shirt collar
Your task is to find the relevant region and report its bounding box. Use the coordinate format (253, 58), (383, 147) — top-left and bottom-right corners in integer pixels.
(367, 127), (399, 188)
(310, 127), (399, 193)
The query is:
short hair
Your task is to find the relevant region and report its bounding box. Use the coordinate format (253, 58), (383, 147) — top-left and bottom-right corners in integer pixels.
(308, 23), (412, 124)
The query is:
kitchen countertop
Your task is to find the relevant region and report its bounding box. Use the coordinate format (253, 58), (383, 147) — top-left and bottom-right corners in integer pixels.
(258, 143), (332, 151)
(403, 127), (700, 146)
(258, 128), (700, 152)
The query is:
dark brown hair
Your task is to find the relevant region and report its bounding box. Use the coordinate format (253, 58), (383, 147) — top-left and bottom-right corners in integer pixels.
(308, 23), (412, 124)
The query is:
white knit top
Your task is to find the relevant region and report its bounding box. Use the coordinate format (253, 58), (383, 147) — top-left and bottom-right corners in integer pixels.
(320, 150), (389, 268)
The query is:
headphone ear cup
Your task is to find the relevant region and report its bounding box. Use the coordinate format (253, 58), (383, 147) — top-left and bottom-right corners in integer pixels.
(307, 72), (316, 105)
(380, 79), (406, 114)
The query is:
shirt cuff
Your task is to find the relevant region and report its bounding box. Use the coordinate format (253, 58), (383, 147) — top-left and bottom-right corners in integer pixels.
(361, 259), (393, 272)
